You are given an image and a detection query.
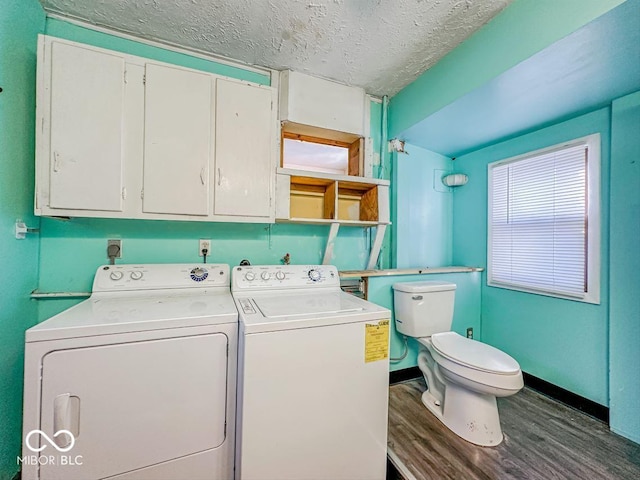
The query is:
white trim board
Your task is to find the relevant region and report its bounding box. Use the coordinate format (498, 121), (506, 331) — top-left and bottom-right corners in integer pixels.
(45, 12), (273, 79)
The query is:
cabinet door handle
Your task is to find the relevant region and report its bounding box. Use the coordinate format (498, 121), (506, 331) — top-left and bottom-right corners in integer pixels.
(217, 168), (221, 186)
(200, 168), (206, 185)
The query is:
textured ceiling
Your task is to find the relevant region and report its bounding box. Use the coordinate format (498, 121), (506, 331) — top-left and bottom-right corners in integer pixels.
(39, 0), (512, 96)
(401, 0), (640, 156)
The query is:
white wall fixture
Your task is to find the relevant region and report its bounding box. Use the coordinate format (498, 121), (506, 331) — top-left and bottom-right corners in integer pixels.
(389, 138), (406, 153)
(15, 220), (39, 239)
(442, 173), (468, 187)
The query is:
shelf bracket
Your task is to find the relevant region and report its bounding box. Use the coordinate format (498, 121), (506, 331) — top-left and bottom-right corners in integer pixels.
(366, 224), (387, 270)
(322, 222), (340, 265)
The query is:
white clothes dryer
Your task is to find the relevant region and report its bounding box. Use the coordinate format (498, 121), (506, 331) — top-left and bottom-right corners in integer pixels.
(22, 264), (237, 480)
(232, 265), (391, 480)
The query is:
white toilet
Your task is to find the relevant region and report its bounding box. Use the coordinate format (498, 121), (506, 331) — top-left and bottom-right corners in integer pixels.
(392, 281), (523, 446)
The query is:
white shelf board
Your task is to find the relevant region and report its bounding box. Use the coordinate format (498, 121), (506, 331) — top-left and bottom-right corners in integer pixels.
(277, 167), (390, 186)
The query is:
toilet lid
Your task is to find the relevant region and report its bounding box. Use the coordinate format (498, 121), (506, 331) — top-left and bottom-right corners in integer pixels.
(430, 332), (520, 375)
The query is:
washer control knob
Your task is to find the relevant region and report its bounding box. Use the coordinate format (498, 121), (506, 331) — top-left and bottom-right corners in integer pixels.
(275, 271), (285, 280)
(110, 271), (123, 281)
(130, 271), (143, 280)
(244, 272), (255, 281)
(261, 271), (271, 281)
(308, 269), (321, 282)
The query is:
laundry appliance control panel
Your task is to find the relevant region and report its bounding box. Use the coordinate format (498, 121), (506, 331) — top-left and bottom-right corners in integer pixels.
(232, 265), (340, 292)
(93, 264), (230, 292)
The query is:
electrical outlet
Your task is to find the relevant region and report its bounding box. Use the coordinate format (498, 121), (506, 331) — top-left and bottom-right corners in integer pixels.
(466, 327), (474, 339)
(199, 239), (211, 257)
(107, 239), (122, 259)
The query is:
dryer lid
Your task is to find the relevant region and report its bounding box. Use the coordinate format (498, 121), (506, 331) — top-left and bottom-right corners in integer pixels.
(430, 332), (520, 375)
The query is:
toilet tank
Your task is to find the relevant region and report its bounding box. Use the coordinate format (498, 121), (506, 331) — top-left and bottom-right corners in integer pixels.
(392, 281), (456, 337)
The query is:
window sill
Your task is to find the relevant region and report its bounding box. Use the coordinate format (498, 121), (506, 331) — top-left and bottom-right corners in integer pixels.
(486, 281), (600, 305)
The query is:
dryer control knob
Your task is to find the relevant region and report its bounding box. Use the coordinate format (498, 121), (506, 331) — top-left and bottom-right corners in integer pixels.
(130, 271), (143, 280)
(244, 272), (256, 281)
(308, 269), (321, 282)
(261, 271), (271, 281)
(275, 271), (285, 280)
(110, 271), (123, 281)
(190, 267), (208, 282)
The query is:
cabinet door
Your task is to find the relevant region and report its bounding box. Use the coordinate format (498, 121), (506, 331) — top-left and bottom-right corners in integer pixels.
(214, 79), (273, 218)
(143, 64), (212, 216)
(48, 41), (125, 211)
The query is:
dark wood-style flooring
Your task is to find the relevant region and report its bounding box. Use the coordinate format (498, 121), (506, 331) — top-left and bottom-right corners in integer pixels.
(388, 379), (640, 480)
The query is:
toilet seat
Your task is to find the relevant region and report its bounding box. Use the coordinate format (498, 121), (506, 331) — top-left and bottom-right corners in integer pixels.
(417, 333), (523, 392)
(430, 332), (520, 375)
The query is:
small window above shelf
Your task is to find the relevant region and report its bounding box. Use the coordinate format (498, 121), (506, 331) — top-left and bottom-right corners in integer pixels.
(281, 122), (365, 176)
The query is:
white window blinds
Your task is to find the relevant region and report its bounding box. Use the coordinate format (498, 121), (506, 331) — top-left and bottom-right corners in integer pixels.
(488, 137), (600, 302)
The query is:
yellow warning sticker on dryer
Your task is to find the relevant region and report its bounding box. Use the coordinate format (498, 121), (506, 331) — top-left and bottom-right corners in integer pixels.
(365, 320), (390, 363)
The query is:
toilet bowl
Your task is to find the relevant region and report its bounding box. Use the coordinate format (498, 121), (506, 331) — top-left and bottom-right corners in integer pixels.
(416, 332), (523, 446)
(392, 281), (523, 446)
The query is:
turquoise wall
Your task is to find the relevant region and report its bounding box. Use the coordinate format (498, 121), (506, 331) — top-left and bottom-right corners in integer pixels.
(609, 91), (640, 443)
(367, 272), (482, 372)
(451, 108), (611, 406)
(389, 0), (626, 137)
(387, 0), (639, 444)
(37, 219), (371, 320)
(394, 144), (452, 268)
(0, 1), (45, 478)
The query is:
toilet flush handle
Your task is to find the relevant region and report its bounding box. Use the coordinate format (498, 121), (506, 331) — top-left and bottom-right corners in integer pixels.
(412, 295), (423, 300)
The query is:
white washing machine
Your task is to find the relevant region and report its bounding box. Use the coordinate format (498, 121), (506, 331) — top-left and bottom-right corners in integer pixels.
(22, 264), (237, 480)
(232, 265), (391, 480)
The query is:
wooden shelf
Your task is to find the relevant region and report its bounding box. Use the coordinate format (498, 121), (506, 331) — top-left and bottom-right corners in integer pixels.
(277, 218), (387, 227)
(289, 176), (335, 220)
(277, 167), (390, 186)
(338, 181), (379, 222)
(275, 171), (391, 269)
(286, 175), (386, 224)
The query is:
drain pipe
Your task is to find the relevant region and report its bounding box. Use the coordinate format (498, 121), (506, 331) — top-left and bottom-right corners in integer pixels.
(379, 95), (389, 179)
(390, 335), (408, 363)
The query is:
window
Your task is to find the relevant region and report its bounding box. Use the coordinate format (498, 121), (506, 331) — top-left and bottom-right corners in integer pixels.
(283, 138), (350, 175)
(281, 124), (364, 176)
(487, 134), (600, 303)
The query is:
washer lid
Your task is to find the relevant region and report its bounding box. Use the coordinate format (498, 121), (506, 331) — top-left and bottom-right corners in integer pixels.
(430, 332), (520, 375)
(237, 290), (390, 334)
(253, 292), (363, 318)
(392, 281), (456, 293)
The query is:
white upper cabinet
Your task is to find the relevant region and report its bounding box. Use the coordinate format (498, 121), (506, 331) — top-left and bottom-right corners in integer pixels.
(35, 35), (277, 223)
(279, 70), (366, 136)
(42, 40), (126, 212)
(214, 79), (274, 218)
(143, 64), (213, 216)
